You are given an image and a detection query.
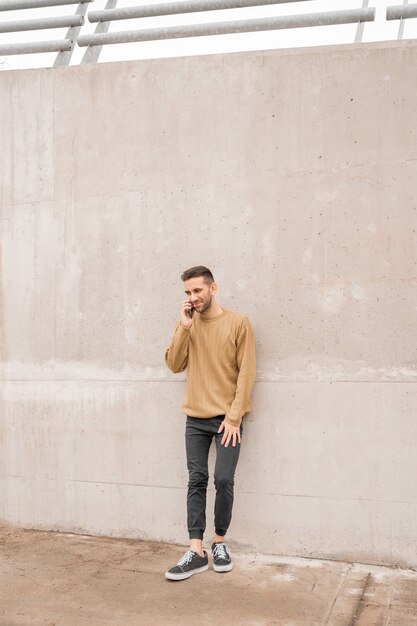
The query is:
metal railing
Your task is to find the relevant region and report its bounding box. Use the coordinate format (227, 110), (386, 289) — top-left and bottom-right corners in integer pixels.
(0, 0), (90, 7)
(0, 0), (92, 59)
(0, 15), (84, 33)
(89, 0), (314, 22)
(1, 1), (416, 68)
(387, 3), (416, 21)
(78, 7), (375, 51)
(387, 1), (414, 40)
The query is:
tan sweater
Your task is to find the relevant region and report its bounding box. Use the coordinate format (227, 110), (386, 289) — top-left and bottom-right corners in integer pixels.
(165, 308), (256, 427)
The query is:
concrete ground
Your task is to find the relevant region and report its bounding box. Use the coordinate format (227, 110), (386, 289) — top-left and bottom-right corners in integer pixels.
(1, 525), (417, 626)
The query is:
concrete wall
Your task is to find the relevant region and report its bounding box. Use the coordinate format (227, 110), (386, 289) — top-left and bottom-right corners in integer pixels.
(1, 40), (417, 567)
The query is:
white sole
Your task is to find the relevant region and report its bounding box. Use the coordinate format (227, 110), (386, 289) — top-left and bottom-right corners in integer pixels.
(213, 563), (233, 573)
(165, 563), (209, 581)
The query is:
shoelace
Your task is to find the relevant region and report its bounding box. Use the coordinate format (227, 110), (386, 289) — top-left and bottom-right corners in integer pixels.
(177, 550), (195, 567)
(213, 543), (229, 560)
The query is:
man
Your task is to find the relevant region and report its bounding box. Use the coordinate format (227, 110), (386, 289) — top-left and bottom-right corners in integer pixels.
(164, 266), (256, 581)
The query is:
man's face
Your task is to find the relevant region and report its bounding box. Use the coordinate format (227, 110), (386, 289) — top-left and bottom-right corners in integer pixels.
(184, 276), (215, 314)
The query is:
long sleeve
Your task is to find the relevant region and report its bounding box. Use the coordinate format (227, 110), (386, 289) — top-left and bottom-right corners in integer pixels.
(225, 318), (256, 427)
(165, 322), (191, 373)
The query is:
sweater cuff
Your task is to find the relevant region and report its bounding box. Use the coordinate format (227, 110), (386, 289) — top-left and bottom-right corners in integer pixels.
(225, 415), (241, 428)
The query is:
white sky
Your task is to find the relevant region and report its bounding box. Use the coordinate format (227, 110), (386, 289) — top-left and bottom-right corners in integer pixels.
(0, 0), (415, 71)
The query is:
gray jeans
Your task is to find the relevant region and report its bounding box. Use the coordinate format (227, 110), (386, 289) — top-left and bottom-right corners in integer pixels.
(185, 415), (243, 540)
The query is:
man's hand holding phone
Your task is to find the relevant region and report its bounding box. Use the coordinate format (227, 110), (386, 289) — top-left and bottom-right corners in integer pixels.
(181, 300), (194, 328)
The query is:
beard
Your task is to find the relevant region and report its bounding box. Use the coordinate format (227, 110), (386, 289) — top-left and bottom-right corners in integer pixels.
(196, 294), (212, 313)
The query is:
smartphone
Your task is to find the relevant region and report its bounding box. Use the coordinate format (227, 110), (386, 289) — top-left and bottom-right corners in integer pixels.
(188, 304), (195, 318)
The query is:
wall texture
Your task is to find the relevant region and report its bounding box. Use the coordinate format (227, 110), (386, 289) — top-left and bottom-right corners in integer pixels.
(1, 40), (417, 567)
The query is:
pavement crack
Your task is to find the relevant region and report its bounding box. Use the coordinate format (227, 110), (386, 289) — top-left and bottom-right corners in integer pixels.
(324, 563), (353, 624)
(349, 573), (372, 626)
(382, 576), (396, 626)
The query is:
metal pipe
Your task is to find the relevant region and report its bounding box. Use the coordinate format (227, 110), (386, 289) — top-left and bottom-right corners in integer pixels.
(355, 0), (369, 44)
(0, 15), (84, 33)
(54, 1), (89, 67)
(0, 0), (92, 9)
(81, 0), (118, 65)
(78, 8), (375, 47)
(387, 3), (417, 19)
(0, 39), (73, 55)
(397, 0), (409, 39)
(88, 0), (312, 23)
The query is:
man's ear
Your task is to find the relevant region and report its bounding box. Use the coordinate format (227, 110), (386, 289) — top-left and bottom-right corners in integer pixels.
(210, 281), (218, 296)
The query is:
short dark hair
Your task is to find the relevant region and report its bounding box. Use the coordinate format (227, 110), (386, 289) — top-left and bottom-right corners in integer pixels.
(181, 266), (214, 284)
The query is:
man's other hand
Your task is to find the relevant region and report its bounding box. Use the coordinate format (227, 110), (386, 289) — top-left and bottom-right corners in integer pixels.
(218, 420), (241, 448)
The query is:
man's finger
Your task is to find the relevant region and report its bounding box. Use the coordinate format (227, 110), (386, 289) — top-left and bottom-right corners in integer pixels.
(218, 421), (225, 433)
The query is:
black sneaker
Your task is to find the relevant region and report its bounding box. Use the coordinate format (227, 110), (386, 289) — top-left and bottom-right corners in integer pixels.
(165, 549), (209, 581)
(211, 542), (233, 572)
